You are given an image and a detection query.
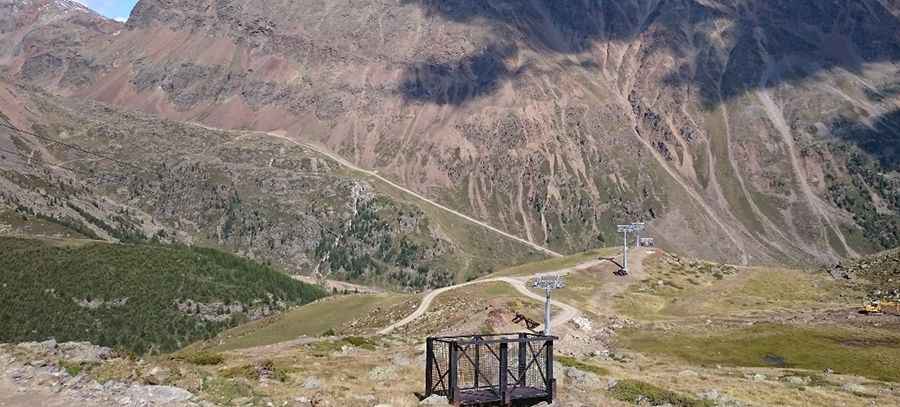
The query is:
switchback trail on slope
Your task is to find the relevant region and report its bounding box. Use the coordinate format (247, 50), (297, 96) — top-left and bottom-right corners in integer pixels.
(189, 123), (563, 259)
(378, 250), (653, 335)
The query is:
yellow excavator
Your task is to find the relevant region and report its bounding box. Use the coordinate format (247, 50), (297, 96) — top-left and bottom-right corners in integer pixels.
(863, 299), (900, 315)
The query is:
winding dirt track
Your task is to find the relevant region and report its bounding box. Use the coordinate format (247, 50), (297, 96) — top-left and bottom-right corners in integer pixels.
(284, 137), (564, 259)
(377, 275), (578, 335)
(376, 250), (654, 335)
(191, 123), (564, 259)
(186, 123), (658, 336)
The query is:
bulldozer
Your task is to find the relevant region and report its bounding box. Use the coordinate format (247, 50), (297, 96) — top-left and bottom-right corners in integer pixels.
(862, 299), (900, 315)
(599, 257), (628, 276)
(512, 312), (542, 333)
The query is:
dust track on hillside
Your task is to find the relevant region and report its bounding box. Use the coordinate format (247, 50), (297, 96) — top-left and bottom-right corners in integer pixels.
(379, 249), (654, 335)
(189, 122), (564, 259)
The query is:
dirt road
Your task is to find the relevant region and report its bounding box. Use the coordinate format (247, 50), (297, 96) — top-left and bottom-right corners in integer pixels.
(264, 132), (563, 258)
(190, 122), (563, 259)
(377, 251), (655, 335)
(590, 249), (652, 316)
(377, 275), (578, 335)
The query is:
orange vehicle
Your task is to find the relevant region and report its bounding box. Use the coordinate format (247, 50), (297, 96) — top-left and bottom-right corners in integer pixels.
(863, 300), (900, 315)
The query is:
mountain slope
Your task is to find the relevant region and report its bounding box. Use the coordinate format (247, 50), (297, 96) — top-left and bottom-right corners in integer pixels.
(0, 0), (122, 87)
(3, 0), (900, 264)
(0, 81), (544, 290)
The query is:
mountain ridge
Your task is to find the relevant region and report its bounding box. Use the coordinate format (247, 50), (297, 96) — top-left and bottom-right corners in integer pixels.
(2, 0), (900, 268)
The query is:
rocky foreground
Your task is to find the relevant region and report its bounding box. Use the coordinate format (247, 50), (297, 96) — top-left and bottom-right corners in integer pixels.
(0, 341), (199, 407)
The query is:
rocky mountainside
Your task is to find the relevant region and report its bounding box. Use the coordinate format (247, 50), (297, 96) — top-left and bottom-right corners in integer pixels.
(3, 0), (900, 265)
(829, 248), (900, 300)
(0, 81), (542, 290)
(0, 0), (122, 86)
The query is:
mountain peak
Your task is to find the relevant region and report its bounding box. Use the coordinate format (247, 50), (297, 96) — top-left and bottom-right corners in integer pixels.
(2, 0), (110, 29)
(47, 0), (92, 12)
(14, 0), (96, 16)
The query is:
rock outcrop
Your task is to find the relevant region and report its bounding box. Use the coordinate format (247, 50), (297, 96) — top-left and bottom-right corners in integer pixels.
(0, 341), (200, 406)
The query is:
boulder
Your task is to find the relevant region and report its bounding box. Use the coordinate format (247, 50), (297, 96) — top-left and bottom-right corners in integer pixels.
(842, 383), (866, 393)
(144, 366), (171, 385)
(420, 395), (450, 405)
(57, 342), (112, 363)
(16, 339), (57, 355)
(391, 354), (411, 366)
(126, 385), (194, 404)
(786, 376), (807, 386)
(572, 317), (593, 332)
(303, 376), (321, 390)
(563, 367), (599, 387)
(606, 378), (619, 390)
(368, 366), (397, 382)
(700, 389), (745, 407)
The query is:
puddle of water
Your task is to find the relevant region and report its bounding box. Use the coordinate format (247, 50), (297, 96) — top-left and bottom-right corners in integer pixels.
(762, 354), (787, 367)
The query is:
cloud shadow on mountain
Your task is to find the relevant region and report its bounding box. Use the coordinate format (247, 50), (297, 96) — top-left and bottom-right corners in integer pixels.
(398, 0), (900, 106)
(398, 43), (524, 106)
(830, 108), (900, 171)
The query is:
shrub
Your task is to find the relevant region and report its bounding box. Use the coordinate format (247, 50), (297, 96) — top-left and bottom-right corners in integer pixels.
(60, 360), (87, 377)
(184, 351), (224, 366)
(609, 379), (713, 407)
(0, 237), (327, 355)
(557, 355), (609, 376)
(344, 336), (376, 350)
(222, 359), (290, 382)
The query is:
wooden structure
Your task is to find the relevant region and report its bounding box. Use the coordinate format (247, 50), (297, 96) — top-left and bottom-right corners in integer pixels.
(424, 333), (556, 406)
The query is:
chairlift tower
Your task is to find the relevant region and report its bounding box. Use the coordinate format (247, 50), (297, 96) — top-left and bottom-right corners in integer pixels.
(532, 275), (565, 336)
(631, 222), (646, 247)
(617, 224), (640, 274)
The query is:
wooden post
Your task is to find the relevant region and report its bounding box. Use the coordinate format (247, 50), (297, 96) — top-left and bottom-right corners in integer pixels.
(545, 339), (555, 401)
(449, 342), (459, 404)
(500, 342), (510, 405)
(425, 338), (434, 396)
(518, 333), (527, 387)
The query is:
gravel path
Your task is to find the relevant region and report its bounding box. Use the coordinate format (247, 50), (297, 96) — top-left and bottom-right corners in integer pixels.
(376, 251), (658, 335)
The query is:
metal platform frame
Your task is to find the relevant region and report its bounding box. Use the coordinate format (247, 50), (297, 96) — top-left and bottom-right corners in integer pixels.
(425, 333), (557, 406)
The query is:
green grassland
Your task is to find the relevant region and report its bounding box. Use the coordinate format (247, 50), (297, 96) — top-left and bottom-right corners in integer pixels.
(615, 255), (853, 321)
(557, 355), (610, 376)
(621, 323), (900, 383)
(0, 237), (325, 354)
(209, 293), (415, 351)
(613, 252), (900, 384)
